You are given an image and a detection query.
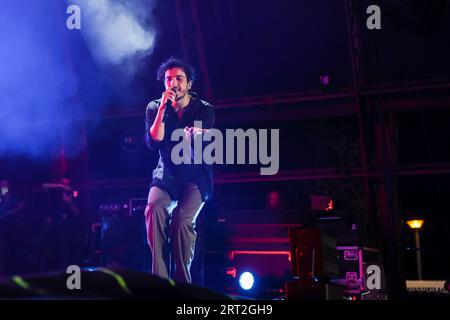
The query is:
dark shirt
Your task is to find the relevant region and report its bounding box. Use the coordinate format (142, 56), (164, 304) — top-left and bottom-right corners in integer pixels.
(145, 95), (215, 202)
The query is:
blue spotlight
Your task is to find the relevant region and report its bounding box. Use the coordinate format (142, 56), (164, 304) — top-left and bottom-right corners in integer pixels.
(239, 272), (255, 290)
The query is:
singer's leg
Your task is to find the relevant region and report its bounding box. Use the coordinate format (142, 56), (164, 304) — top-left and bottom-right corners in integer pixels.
(144, 186), (174, 279)
(170, 183), (204, 283)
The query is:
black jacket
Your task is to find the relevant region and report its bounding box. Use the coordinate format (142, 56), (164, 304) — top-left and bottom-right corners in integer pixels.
(145, 95), (215, 201)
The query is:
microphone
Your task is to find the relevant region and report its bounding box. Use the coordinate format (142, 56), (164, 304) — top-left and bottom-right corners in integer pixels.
(167, 87), (177, 104)
(162, 88), (177, 123)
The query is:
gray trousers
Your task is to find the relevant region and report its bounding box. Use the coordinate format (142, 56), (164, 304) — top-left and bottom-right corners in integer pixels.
(144, 183), (204, 283)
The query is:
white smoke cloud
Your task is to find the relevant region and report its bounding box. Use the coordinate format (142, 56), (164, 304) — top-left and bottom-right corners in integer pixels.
(0, 1), (158, 160)
(74, 0), (156, 71)
(0, 1), (80, 159)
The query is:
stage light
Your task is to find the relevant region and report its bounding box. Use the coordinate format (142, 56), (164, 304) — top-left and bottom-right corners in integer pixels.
(239, 272), (255, 290)
(0, 180), (9, 196)
(320, 75), (330, 86)
(226, 267), (236, 278)
(406, 219), (424, 229)
(310, 194), (333, 212)
(266, 190), (284, 211)
(319, 74), (332, 91)
(120, 129), (143, 153)
(84, 267), (97, 272)
(406, 219), (425, 280)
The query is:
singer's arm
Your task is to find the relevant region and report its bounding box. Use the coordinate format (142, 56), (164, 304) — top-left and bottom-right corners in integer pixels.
(150, 102), (165, 142)
(145, 100), (165, 150)
(148, 87), (176, 144)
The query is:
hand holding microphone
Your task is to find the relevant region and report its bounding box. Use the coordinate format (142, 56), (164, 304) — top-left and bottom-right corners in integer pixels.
(160, 87), (177, 109)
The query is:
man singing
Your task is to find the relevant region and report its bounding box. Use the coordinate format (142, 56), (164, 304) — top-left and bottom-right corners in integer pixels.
(144, 57), (214, 283)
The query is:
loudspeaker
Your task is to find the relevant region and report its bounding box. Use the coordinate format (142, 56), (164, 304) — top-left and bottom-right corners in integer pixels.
(289, 228), (339, 280)
(100, 216), (150, 272)
(285, 279), (344, 300)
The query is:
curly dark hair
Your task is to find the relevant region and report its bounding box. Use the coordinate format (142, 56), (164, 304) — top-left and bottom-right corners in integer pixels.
(156, 57), (197, 82)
